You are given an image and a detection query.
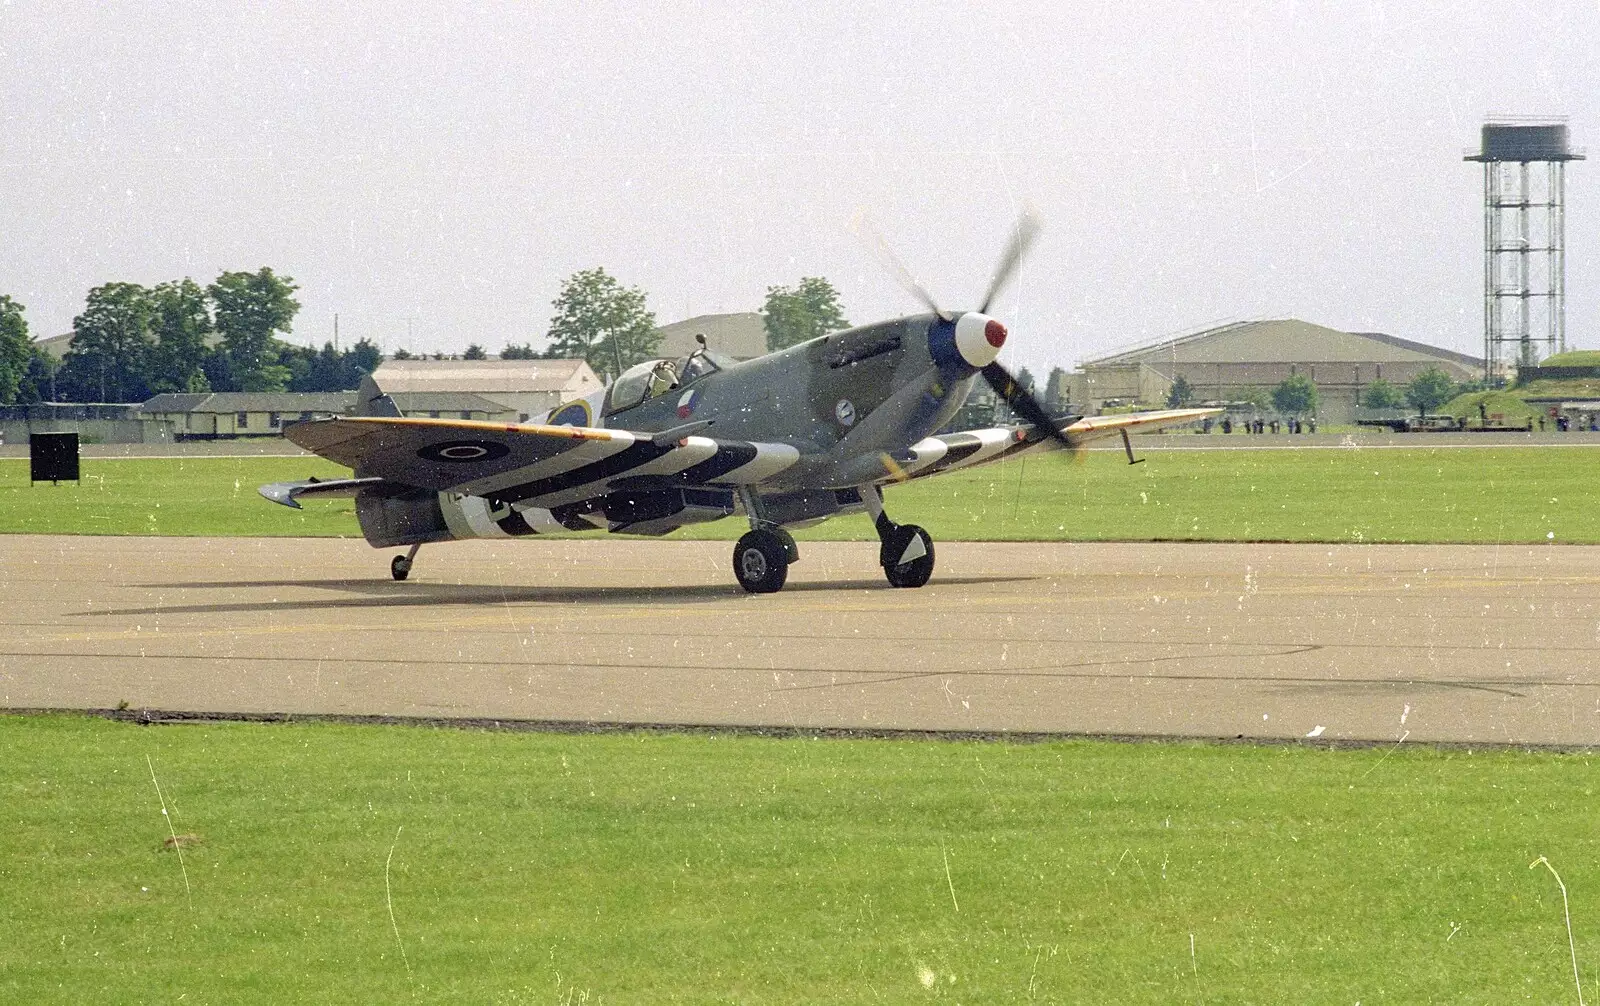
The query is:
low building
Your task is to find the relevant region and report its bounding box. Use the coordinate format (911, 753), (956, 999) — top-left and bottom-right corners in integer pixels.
(370, 358), (601, 421)
(137, 390), (520, 438)
(654, 313), (769, 361)
(1068, 319), (1484, 423)
(138, 392), (355, 438)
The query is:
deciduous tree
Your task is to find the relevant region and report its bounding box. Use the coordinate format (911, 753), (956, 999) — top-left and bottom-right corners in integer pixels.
(1405, 368), (1457, 417)
(61, 282), (154, 402)
(1271, 374), (1319, 417)
(148, 278), (213, 393)
(209, 267), (300, 392)
(761, 277), (850, 352)
(17, 347), (57, 404)
(1361, 378), (1403, 409)
(344, 338), (381, 382)
(0, 295), (31, 404)
(545, 267), (659, 378)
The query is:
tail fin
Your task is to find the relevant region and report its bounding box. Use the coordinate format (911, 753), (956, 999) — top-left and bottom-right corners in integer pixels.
(354, 374), (403, 418)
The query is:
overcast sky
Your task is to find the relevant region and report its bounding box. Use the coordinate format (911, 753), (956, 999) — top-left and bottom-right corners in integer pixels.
(3, 2), (1598, 375)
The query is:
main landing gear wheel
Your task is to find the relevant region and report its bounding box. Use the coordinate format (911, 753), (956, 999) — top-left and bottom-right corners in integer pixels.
(881, 524), (935, 588)
(733, 529), (791, 594)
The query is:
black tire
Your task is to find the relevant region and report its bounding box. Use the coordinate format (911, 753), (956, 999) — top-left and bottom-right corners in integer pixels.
(768, 527), (800, 565)
(733, 529), (790, 593)
(391, 554), (411, 581)
(883, 525), (934, 588)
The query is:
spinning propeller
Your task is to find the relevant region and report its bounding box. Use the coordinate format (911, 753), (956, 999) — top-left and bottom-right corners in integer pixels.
(858, 208), (1073, 449)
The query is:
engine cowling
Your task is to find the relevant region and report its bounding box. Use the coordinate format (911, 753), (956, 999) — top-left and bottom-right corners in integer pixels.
(355, 485), (455, 548)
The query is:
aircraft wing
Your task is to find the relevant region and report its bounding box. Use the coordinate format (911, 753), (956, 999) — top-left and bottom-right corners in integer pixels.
(889, 407), (1223, 481)
(1057, 407), (1225, 445)
(282, 416), (801, 509)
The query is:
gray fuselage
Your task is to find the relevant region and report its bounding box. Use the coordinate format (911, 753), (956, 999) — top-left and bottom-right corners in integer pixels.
(594, 312), (977, 491)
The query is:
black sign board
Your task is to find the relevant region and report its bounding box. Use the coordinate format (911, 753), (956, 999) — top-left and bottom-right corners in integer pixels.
(30, 432), (81, 484)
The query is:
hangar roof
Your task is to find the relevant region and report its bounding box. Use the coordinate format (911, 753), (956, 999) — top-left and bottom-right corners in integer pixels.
(1082, 319), (1484, 369)
(372, 358), (599, 394)
(138, 392), (356, 414)
(655, 312), (768, 361)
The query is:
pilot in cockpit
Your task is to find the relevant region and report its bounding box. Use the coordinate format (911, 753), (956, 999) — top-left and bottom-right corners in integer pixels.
(647, 358), (679, 398)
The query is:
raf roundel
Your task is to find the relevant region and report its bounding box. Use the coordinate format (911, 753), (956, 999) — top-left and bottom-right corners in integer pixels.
(834, 399), (856, 427)
(417, 440), (511, 464)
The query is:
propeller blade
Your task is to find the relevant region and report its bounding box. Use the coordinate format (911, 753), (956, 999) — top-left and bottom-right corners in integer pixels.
(981, 360), (1073, 449)
(852, 212), (951, 321)
(977, 206), (1041, 314)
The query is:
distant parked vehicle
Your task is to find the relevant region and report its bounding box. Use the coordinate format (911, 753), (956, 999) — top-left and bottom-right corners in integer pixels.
(1404, 415), (1463, 432)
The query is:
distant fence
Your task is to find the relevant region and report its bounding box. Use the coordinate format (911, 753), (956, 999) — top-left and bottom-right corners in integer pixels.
(0, 418), (173, 445)
(0, 403), (138, 421)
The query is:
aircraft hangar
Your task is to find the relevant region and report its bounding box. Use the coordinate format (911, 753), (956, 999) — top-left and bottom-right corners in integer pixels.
(1067, 318), (1484, 423)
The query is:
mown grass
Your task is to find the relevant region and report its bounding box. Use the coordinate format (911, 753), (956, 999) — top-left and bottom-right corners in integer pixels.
(0, 456), (353, 537)
(1538, 350), (1600, 367)
(1519, 377), (1600, 399)
(2, 444), (1597, 543)
(1, 714), (1596, 1003)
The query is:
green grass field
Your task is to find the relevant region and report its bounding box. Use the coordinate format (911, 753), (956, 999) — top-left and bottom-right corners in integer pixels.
(2, 445), (1597, 543)
(2, 715), (1596, 1003)
(5, 451), (1598, 1001)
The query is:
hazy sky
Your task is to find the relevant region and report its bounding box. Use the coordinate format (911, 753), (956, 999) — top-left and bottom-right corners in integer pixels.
(4, 2), (1598, 375)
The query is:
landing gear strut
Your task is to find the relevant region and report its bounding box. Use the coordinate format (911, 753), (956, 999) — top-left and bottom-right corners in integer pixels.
(862, 485), (934, 588)
(391, 543), (421, 581)
(733, 488), (799, 593)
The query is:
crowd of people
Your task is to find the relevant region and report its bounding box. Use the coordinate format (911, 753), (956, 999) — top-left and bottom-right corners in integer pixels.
(1199, 416), (1317, 434)
(1187, 413), (1598, 433)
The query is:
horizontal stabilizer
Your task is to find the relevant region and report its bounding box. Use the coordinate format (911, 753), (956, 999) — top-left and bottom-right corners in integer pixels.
(258, 476), (388, 509)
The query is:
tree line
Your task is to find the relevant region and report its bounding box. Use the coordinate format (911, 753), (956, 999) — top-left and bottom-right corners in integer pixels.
(1164, 367), (1475, 417)
(537, 268), (857, 380)
(0, 265), (865, 404)
(2, 264), (1076, 405)
(0, 269), (384, 405)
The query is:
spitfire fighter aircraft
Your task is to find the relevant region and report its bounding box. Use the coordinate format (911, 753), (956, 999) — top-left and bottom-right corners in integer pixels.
(262, 215), (1219, 592)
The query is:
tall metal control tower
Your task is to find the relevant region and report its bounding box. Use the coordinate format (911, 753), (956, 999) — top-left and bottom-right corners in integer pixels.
(1465, 120), (1583, 381)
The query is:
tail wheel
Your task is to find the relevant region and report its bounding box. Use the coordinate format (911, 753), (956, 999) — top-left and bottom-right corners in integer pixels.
(883, 525), (934, 588)
(391, 554), (412, 581)
(733, 529), (790, 593)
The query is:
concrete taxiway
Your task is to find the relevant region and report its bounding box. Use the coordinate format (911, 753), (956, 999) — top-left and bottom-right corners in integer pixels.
(2, 534), (1597, 746)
